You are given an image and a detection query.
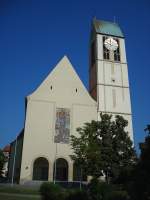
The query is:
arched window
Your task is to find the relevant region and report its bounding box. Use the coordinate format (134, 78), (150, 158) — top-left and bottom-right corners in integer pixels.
(32, 157), (49, 181)
(73, 163), (87, 181)
(53, 158), (68, 181)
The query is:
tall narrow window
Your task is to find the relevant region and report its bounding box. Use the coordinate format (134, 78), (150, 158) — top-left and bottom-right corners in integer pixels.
(103, 36), (110, 60)
(112, 89), (116, 108)
(111, 64), (115, 75)
(114, 39), (120, 62)
(122, 88), (125, 101)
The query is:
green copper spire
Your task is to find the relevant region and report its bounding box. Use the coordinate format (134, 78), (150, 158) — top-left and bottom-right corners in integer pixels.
(93, 19), (124, 38)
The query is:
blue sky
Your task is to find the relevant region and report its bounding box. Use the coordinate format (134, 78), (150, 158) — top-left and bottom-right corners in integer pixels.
(0, 0), (150, 153)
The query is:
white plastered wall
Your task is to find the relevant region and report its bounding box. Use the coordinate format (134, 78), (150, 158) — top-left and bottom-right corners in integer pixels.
(96, 34), (133, 140)
(20, 56), (97, 184)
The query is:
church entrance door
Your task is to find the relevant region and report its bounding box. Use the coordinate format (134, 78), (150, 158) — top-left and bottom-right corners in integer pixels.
(54, 158), (68, 181)
(33, 157), (49, 181)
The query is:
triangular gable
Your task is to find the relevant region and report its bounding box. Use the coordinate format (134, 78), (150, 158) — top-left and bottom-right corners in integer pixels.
(28, 56), (96, 105)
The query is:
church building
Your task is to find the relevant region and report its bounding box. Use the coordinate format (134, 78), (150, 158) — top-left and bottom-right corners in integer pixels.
(8, 19), (133, 184)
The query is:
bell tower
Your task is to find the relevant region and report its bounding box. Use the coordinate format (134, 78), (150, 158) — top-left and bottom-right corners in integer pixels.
(89, 19), (133, 140)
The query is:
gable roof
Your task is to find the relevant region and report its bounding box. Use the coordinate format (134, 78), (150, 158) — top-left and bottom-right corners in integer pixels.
(29, 56), (96, 105)
(3, 145), (10, 153)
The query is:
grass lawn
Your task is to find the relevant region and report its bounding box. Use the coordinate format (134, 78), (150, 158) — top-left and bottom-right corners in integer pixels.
(0, 193), (41, 200)
(0, 184), (40, 194)
(0, 184), (41, 200)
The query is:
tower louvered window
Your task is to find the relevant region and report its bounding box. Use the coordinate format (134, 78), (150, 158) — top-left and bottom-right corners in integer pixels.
(103, 36), (110, 60)
(103, 36), (120, 62)
(114, 39), (120, 62)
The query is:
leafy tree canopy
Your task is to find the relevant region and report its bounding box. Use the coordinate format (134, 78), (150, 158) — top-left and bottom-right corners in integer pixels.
(132, 124), (150, 200)
(0, 149), (5, 177)
(70, 113), (136, 182)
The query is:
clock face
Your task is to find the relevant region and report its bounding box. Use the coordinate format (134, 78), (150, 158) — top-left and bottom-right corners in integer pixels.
(104, 37), (118, 51)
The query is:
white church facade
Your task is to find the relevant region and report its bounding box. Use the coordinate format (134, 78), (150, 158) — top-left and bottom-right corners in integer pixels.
(8, 19), (133, 184)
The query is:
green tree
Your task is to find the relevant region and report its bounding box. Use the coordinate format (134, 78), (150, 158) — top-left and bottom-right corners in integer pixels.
(0, 149), (5, 177)
(131, 124), (150, 200)
(70, 113), (136, 183)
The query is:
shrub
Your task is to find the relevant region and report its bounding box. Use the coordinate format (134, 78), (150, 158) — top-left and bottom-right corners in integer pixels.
(66, 189), (89, 200)
(88, 178), (113, 200)
(108, 190), (129, 200)
(40, 182), (64, 200)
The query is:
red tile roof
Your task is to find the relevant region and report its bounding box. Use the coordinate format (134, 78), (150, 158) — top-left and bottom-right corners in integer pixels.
(3, 145), (10, 153)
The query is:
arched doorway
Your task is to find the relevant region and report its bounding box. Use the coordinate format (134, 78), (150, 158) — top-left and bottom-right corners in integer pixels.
(73, 163), (87, 181)
(33, 157), (49, 181)
(53, 158), (68, 181)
